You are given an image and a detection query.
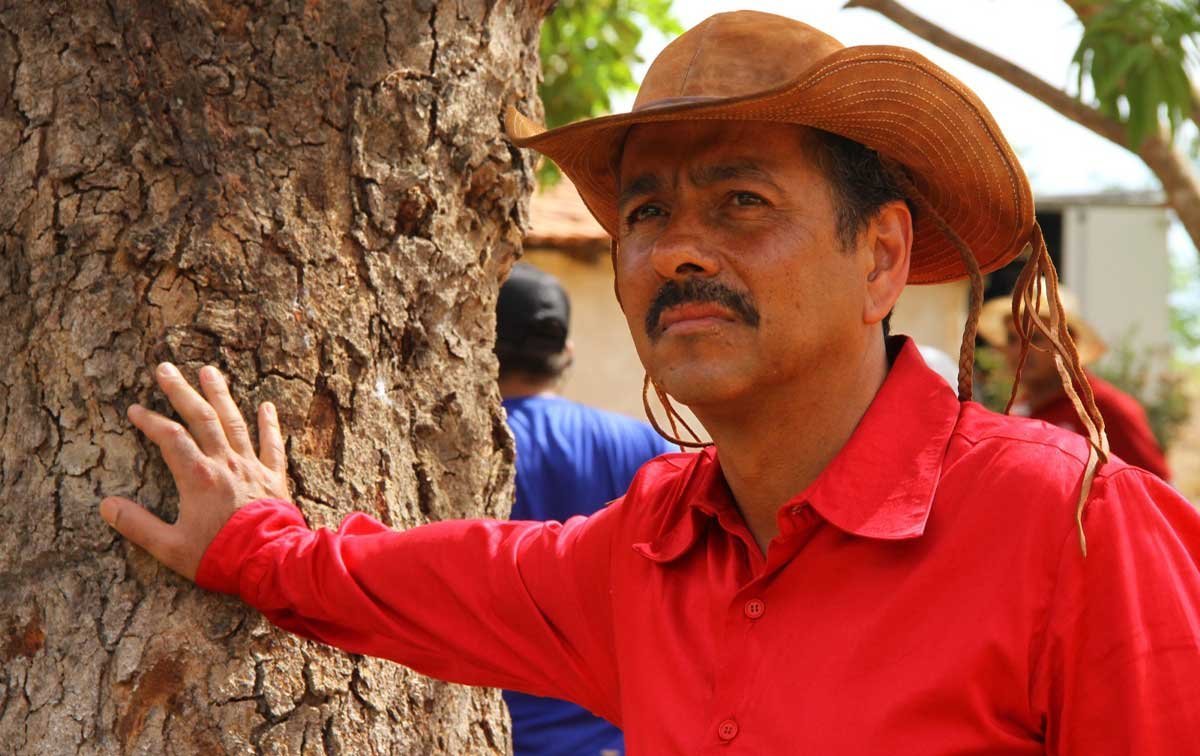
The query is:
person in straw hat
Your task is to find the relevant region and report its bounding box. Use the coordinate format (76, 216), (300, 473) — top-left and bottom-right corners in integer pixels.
(99, 10), (1200, 752)
(979, 286), (1171, 481)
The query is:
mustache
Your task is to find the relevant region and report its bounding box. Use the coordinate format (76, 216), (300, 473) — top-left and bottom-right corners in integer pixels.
(644, 278), (761, 338)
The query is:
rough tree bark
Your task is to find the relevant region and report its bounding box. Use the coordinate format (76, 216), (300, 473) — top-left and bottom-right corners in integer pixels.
(845, 0), (1200, 257)
(0, 0), (547, 752)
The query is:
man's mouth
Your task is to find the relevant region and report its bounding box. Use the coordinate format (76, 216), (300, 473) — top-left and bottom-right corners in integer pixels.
(657, 303), (738, 334)
(644, 278), (761, 340)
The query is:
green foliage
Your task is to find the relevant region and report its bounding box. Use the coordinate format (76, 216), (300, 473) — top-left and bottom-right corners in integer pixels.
(538, 0), (681, 185)
(1071, 0), (1200, 148)
(1171, 300), (1200, 352)
(1170, 240), (1200, 353)
(974, 345), (1016, 413)
(1092, 331), (1193, 449)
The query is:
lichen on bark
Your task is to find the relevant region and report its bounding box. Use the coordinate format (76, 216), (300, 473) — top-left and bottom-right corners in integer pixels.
(0, 1), (546, 752)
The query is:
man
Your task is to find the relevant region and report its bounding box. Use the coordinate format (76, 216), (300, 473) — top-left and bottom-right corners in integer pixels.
(980, 288), (1172, 481)
(496, 263), (672, 755)
(99, 11), (1200, 752)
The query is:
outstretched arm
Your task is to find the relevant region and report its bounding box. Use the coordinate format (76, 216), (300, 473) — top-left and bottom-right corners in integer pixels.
(99, 364), (623, 721)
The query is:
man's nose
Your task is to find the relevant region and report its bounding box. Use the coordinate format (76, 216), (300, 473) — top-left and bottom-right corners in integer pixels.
(648, 216), (721, 280)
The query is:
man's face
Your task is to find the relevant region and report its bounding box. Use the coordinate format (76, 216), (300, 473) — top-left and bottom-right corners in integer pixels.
(1002, 319), (1065, 388)
(615, 121), (878, 408)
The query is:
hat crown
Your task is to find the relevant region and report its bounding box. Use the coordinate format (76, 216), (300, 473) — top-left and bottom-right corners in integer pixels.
(633, 11), (845, 111)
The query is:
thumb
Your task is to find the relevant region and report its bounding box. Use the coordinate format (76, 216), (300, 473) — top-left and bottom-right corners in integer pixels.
(99, 497), (191, 579)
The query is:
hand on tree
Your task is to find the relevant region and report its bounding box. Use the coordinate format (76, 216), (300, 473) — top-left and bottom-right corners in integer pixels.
(99, 363), (290, 581)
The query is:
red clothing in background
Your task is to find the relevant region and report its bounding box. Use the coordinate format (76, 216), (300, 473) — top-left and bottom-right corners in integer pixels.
(1030, 373), (1171, 481)
(197, 339), (1200, 754)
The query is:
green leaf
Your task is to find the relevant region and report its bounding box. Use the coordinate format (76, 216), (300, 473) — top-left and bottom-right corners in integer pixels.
(1073, 0), (1200, 147)
(535, 0), (682, 185)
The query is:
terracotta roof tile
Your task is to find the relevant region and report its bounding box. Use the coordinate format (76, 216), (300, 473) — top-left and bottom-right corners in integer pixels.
(527, 178), (609, 252)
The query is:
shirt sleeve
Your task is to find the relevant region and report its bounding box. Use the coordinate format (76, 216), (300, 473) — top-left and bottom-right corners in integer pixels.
(194, 498), (624, 724)
(1032, 467), (1200, 754)
(1097, 394), (1171, 482)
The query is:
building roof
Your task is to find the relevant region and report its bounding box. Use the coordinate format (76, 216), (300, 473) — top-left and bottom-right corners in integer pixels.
(527, 178), (609, 254)
(1036, 189), (1166, 210)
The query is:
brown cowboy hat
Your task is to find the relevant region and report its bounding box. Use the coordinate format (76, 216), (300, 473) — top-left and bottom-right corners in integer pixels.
(978, 286), (1107, 365)
(506, 9), (1035, 285)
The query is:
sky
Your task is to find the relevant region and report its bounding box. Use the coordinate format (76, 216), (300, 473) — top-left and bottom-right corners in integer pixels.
(615, 0), (1200, 331)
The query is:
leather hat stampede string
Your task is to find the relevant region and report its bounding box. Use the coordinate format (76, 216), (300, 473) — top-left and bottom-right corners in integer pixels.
(881, 158), (984, 403)
(1010, 227), (1110, 554)
(611, 236), (709, 450)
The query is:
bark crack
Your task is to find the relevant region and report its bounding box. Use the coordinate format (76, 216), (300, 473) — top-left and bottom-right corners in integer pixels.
(378, 0), (395, 69)
(0, 12), (27, 133)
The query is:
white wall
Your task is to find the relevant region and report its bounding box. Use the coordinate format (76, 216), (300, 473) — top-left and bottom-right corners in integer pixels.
(1061, 205), (1172, 366)
(890, 280), (970, 362)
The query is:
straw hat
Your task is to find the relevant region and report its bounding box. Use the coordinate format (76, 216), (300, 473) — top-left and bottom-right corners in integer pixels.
(978, 287), (1107, 365)
(506, 10), (1035, 285)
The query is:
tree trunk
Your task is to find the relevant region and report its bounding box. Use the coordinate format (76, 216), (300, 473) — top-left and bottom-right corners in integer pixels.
(0, 1), (544, 752)
(845, 0), (1200, 257)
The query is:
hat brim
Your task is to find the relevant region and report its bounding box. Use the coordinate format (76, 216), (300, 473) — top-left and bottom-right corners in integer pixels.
(978, 296), (1107, 365)
(507, 45), (1034, 286)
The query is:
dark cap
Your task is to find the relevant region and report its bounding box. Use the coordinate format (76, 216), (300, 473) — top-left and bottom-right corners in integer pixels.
(496, 263), (571, 356)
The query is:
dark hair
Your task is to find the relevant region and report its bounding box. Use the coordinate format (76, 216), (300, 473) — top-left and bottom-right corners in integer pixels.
(810, 130), (906, 340)
(497, 348), (573, 381)
(809, 129), (913, 251)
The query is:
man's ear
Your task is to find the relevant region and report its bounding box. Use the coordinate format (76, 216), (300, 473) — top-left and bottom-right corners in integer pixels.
(862, 200), (913, 327)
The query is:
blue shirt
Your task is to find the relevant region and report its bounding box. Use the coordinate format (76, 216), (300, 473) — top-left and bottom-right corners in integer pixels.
(502, 395), (674, 756)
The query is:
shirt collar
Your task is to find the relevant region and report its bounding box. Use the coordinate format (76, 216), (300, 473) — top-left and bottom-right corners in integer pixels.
(634, 337), (961, 562)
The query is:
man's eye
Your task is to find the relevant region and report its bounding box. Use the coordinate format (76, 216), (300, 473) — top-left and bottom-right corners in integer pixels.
(626, 204), (665, 224)
(732, 192), (766, 206)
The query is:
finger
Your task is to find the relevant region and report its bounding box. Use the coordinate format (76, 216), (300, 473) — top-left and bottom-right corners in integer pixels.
(128, 403), (207, 478)
(99, 496), (190, 577)
(198, 366), (254, 456)
(155, 362), (227, 453)
(257, 402), (287, 474)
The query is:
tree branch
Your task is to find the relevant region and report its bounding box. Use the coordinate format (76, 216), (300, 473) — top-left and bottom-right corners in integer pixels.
(1061, 0), (1105, 23)
(845, 0), (1200, 254)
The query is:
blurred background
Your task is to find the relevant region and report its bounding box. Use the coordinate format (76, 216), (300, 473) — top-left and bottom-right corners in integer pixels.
(525, 0), (1200, 502)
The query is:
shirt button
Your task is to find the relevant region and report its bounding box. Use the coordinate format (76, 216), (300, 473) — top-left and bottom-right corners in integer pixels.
(718, 718), (739, 741)
(744, 598), (765, 620)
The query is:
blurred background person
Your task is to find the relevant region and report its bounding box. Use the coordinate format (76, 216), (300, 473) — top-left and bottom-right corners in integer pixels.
(495, 263), (674, 756)
(979, 287), (1171, 481)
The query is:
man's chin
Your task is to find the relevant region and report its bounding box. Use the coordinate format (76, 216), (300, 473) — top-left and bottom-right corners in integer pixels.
(652, 368), (752, 409)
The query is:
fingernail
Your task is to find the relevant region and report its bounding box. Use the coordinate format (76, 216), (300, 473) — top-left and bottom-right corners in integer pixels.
(266, 402), (276, 418)
(201, 366), (219, 382)
(98, 498), (116, 525)
(158, 362), (177, 377)
(126, 403), (141, 418)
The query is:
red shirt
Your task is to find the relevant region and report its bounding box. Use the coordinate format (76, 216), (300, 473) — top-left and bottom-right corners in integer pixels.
(1029, 373), (1171, 482)
(198, 339), (1200, 754)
